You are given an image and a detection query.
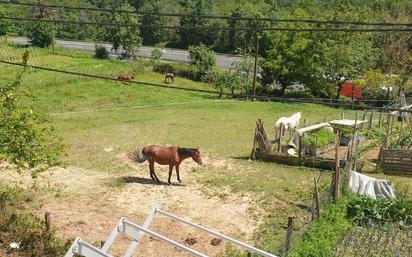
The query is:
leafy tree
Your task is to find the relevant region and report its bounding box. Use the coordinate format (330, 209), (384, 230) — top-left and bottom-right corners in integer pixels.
(202, 68), (240, 97)
(139, 0), (169, 45)
(0, 51), (63, 176)
(188, 44), (216, 73)
(150, 48), (163, 63)
(226, 5), (266, 53)
(94, 1), (142, 59)
(178, 0), (216, 48)
(355, 70), (388, 102)
(28, 21), (54, 48)
(231, 49), (255, 95)
(0, 6), (11, 36)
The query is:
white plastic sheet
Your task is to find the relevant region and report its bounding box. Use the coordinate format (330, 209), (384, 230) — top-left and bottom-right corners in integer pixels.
(349, 171), (396, 200)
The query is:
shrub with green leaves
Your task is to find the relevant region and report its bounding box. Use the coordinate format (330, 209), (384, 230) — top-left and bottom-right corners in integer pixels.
(303, 128), (335, 148)
(347, 196), (412, 227)
(202, 68), (240, 97)
(150, 48), (163, 63)
(188, 44), (216, 73)
(27, 21), (53, 48)
(0, 51), (63, 176)
(94, 44), (109, 59)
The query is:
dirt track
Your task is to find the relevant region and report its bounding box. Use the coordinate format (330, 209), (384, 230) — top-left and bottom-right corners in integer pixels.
(2, 155), (259, 257)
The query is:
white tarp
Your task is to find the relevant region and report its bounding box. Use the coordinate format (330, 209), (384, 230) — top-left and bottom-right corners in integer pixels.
(349, 171), (396, 200)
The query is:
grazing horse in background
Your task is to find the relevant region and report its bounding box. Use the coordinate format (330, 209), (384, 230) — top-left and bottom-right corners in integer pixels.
(164, 73), (175, 84)
(117, 75), (134, 85)
(128, 145), (202, 184)
(275, 112), (302, 139)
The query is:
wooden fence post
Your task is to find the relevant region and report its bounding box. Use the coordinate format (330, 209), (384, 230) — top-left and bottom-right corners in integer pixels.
(333, 130), (341, 201)
(384, 114), (394, 149)
(378, 112), (382, 128)
(360, 110), (367, 130)
(341, 112), (344, 119)
(398, 119), (404, 144)
(298, 136), (303, 158)
(45, 212), (51, 231)
(314, 177), (320, 220)
(369, 111), (373, 129)
(278, 125), (283, 154)
(284, 217), (294, 254)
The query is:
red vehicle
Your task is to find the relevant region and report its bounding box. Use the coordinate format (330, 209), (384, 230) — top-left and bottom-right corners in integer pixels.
(339, 81), (362, 100)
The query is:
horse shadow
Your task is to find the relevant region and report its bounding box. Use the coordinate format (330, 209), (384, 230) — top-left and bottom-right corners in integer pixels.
(122, 176), (186, 187)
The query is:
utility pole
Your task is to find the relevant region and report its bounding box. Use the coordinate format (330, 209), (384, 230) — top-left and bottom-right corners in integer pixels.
(252, 33), (260, 99)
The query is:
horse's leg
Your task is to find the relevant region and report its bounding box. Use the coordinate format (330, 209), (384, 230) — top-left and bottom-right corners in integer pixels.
(176, 165), (181, 183)
(149, 161), (155, 180)
(168, 165), (173, 185)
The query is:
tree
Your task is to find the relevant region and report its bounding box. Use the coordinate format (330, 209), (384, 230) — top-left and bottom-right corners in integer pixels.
(150, 48), (163, 63)
(202, 68), (240, 97)
(0, 51), (63, 176)
(0, 6), (11, 36)
(188, 44), (216, 73)
(139, 0), (169, 45)
(178, 0), (216, 48)
(231, 49), (255, 95)
(93, 1), (142, 59)
(226, 5), (265, 53)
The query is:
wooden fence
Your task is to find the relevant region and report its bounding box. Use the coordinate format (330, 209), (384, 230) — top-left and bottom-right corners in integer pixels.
(381, 149), (412, 176)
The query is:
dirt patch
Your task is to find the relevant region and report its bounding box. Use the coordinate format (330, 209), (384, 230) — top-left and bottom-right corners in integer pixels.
(15, 155), (259, 257)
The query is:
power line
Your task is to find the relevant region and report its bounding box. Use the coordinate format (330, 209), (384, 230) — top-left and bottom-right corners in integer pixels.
(1, 0), (412, 27)
(1, 60), (410, 113)
(2, 16), (412, 32)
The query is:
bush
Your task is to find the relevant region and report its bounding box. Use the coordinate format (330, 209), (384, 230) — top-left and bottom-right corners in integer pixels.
(347, 196), (412, 227)
(303, 128), (335, 148)
(94, 44), (109, 59)
(0, 184), (70, 256)
(150, 48), (163, 63)
(0, 51), (63, 176)
(188, 44), (216, 73)
(202, 68), (240, 97)
(153, 62), (202, 81)
(27, 21), (53, 48)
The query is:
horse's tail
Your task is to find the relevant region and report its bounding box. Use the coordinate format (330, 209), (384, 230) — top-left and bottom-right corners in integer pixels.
(128, 147), (148, 163)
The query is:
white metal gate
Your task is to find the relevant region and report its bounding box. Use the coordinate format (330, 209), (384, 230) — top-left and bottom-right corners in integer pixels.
(64, 202), (278, 257)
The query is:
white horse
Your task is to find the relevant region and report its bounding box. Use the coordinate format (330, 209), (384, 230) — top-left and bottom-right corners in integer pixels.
(275, 112), (302, 139)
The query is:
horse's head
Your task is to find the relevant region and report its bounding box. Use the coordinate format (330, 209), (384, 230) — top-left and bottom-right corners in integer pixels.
(191, 148), (203, 165)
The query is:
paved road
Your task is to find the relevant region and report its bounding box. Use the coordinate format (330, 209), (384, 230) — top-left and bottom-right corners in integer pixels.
(12, 37), (239, 68)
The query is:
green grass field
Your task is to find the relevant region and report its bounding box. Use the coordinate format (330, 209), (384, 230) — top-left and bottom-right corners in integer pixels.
(1, 43), (410, 255)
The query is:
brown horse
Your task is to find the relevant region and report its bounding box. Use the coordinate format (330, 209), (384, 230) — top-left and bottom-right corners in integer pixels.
(128, 145), (202, 184)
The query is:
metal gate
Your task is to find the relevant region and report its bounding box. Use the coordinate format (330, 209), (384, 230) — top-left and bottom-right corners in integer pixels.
(64, 202), (277, 257)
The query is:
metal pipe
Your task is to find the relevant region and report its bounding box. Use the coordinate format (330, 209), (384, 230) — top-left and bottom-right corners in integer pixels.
(156, 209), (278, 257)
(122, 219), (208, 257)
(76, 238), (113, 257)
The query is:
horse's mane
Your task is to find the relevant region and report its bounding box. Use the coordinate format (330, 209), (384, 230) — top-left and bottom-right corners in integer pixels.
(177, 147), (197, 157)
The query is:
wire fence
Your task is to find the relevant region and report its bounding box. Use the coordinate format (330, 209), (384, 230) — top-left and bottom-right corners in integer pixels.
(333, 224), (412, 257)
